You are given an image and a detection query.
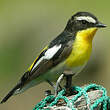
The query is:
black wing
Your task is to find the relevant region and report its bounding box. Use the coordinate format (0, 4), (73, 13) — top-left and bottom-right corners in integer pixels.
(21, 31), (74, 83)
(0, 31), (74, 103)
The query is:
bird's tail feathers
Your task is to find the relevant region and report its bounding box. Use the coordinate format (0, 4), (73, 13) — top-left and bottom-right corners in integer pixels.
(0, 83), (21, 104)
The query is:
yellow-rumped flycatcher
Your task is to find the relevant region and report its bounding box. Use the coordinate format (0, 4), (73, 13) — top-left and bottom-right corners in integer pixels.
(1, 12), (106, 103)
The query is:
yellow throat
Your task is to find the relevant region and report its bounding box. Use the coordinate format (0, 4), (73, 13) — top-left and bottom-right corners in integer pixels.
(65, 28), (97, 67)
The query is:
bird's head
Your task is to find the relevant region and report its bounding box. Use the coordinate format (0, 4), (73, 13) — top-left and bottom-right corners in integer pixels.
(65, 12), (106, 40)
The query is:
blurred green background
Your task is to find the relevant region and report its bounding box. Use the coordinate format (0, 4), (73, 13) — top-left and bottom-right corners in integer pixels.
(0, 0), (110, 110)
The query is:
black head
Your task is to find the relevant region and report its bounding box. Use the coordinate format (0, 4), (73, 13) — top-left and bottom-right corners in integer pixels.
(65, 12), (106, 33)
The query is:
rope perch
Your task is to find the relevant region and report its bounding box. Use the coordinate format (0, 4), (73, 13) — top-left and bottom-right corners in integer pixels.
(33, 84), (110, 110)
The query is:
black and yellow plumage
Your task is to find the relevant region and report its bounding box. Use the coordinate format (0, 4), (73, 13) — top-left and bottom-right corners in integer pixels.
(1, 12), (106, 103)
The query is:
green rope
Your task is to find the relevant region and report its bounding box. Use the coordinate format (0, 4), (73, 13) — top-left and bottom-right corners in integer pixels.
(33, 84), (110, 110)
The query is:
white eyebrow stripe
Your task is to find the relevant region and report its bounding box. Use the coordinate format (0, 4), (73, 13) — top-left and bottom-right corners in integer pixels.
(76, 16), (96, 23)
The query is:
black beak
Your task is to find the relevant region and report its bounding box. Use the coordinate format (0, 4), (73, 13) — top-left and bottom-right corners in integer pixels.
(95, 22), (107, 28)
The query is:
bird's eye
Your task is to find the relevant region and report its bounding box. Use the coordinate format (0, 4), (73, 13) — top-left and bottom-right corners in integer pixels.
(81, 20), (87, 24)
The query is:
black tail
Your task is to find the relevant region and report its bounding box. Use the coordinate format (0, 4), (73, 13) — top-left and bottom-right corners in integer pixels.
(0, 83), (21, 104)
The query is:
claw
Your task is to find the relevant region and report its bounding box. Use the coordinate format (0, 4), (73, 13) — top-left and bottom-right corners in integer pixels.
(45, 90), (52, 96)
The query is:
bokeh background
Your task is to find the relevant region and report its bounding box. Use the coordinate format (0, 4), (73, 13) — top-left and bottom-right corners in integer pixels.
(0, 0), (109, 110)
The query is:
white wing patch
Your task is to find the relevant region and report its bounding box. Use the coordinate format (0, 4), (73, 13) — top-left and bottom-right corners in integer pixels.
(31, 57), (44, 71)
(76, 16), (96, 23)
(31, 44), (62, 71)
(44, 44), (61, 60)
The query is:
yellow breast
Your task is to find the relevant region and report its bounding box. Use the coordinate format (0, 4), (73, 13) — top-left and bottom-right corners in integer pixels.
(65, 28), (97, 67)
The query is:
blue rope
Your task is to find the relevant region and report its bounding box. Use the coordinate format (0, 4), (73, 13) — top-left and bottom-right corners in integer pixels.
(33, 84), (110, 110)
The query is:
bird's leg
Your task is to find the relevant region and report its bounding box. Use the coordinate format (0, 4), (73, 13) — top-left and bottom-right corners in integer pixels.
(64, 74), (73, 96)
(46, 79), (62, 90)
(46, 79), (55, 88)
(45, 79), (62, 96)
(55, 74), (64, 96)
(45, 80), (54, 96)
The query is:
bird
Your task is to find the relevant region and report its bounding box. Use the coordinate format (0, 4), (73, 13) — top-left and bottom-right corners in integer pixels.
(0, 12), (106, 104)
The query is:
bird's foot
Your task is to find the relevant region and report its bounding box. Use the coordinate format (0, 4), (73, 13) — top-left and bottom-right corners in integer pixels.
(46, 79), (63, 96)
(64, 86), (73, 96)
(44, 90), (52, 96)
